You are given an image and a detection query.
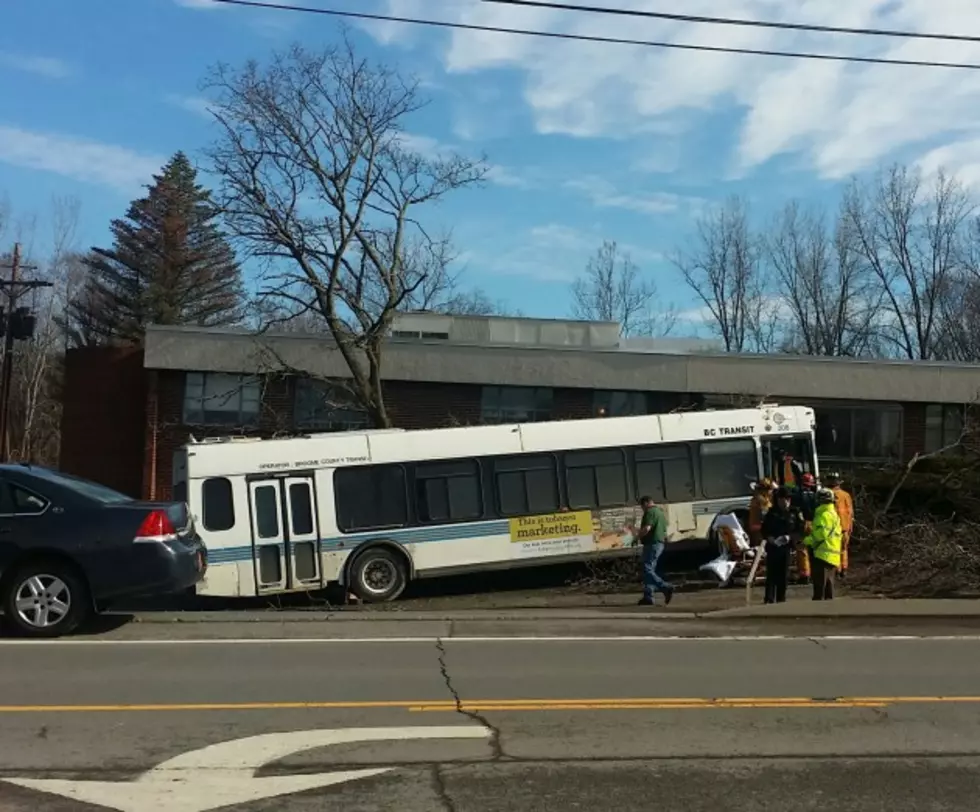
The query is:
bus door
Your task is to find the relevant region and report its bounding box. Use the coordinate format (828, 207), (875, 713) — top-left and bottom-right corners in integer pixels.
(247, 476), (323, 593)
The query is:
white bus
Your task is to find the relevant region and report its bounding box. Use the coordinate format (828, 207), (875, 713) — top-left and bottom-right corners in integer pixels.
(173, 403), (818, 602)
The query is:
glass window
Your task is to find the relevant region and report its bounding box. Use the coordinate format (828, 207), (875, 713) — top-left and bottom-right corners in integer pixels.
(564, 449), (628, 509)
(173, 481), (188, 504)
(183, 372), (261, 426)
(23, 468), (132, 504)
(334, 465), (408, 532)
(925, 404), (963, 452)
(415, 459), (483, 523)
(294, 378), (368, 432)
(853, 408), (902, 459)
(699, 440), (758, 499)
(253, 485), (280, 539)
(634, 445), (696, 503)
(9, 485), (48, 515)
(288, 483), (315, 536)
(594, 391), (649, 417)
(481, 386), (553, 424)
(493, 455), (560, 516)
(202, 478), (235, 531)
(814, 408), (853, 458)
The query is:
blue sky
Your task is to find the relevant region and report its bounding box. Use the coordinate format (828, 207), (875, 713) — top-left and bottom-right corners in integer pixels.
(2, 0), (979, 326)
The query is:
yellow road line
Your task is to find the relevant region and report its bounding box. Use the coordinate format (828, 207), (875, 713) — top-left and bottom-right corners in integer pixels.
(1, 696), (979, 713)
(410, 701), (888, 712)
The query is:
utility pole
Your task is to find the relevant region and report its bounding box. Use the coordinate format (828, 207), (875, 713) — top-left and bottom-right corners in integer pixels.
(0, 244), (46, 462)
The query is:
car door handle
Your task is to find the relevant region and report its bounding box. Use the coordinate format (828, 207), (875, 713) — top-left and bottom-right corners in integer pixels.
(0, 528), (10, 534)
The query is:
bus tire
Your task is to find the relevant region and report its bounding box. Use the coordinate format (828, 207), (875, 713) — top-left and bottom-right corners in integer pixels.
(349, 547), (408, 603)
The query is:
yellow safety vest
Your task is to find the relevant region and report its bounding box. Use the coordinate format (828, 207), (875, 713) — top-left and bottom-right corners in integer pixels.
(804, 503), (842, 568)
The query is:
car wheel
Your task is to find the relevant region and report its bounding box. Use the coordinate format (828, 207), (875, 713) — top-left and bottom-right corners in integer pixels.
(3, 562), (90, 638)
(349, 547), (408, 603)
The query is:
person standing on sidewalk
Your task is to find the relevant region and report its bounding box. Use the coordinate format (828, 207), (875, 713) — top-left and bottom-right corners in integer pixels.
(804, 488), (843, 601)
(637, 495), (675, 607)
(761, 487), (801, 604)
(748, 478), (774, 547)
(826, 472), (854, 579)
(793, 473), (818, 585)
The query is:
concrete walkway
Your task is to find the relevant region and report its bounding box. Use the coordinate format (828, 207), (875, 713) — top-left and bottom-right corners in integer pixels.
(120, 597), (980, 625)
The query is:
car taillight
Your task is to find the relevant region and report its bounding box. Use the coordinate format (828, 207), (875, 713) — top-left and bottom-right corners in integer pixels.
(135, 509), (177, 541)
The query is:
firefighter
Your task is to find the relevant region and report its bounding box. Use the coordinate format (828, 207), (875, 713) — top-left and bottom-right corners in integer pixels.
(804, 487), (843, 600)
(826, 472), (854, 579)
(792, 472), (817, 584)
(747, 477), (774, 547)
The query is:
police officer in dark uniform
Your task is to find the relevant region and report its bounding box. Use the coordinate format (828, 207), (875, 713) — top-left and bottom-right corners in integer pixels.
(762, 487), (802, 604)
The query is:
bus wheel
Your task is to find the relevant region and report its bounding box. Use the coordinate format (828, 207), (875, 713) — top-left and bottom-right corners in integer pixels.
(349, 547), (408, 603)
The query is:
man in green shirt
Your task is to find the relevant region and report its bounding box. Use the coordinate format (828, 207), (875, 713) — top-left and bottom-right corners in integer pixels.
(638, 495), (675, 606)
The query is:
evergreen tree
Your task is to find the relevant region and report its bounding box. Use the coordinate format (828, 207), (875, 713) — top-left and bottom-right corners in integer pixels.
(67, 152), (244, 344)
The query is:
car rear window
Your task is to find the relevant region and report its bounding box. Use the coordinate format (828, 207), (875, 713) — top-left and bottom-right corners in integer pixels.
(25, 468), (134, 504)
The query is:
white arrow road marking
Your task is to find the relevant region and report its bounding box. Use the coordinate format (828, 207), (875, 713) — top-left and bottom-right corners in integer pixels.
(3, 725), (491, 812)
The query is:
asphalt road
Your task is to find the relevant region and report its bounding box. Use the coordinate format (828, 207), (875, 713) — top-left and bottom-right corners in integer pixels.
(3, 636), (980, 810)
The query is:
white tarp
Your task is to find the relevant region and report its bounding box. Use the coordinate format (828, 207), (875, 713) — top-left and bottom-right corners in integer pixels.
(700, 513), (754, 587)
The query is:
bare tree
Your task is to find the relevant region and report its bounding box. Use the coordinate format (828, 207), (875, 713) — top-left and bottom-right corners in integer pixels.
(841, 165), (972, 360)
(203, 38), (487, 427)
(571, 240), (675, 337)
(0, 197), (83, 463)
(765, 200), (882, 357)
(672, 196), (773, 352)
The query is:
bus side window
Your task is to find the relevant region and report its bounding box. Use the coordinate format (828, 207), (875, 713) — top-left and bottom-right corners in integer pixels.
(564, 449), (627, 509)
(634, 445), (695, 504)
(202, 477), (235, 531)
(415, 459), (483, 523)
(698, 440), (757, 499)
(334, 465), (408, 532)
(493, 455), (560, 516)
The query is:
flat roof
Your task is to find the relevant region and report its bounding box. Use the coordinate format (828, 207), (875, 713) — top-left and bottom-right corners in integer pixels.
(143, 324), (980, 405)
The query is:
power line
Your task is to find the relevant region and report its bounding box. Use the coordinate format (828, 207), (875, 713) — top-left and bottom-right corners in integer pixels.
(205, 0), (980, 71)
(482, 0), (980, 45)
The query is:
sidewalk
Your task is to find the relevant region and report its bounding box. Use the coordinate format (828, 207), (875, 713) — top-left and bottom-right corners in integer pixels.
(123, 595), (980, 624)
(710, 597), (980, 619)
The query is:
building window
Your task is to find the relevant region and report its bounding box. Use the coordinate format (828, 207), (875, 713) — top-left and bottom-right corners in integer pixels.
(925, 404), (963, 452)
(334, 465), (408, 532)
(481, 386), (553, 424)
(183, 372), (260, 426)
(699, 440), (758, 499)
(294, 378), (368, 432)
(202, 478), (235, 531)
(414, 459), (483, 523)
(634, 445), (696, 503)
(493, 454), (560, 516)
(564, 449), (628, 509)
(814, 405), (902, 460)
(594, 391), (648, 417)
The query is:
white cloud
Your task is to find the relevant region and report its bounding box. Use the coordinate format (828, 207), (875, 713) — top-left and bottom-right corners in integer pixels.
(165, 94), (215, 119)
(0, 52), (73, 79)
(0, 126), (163, 193)
(377, 0), (980, 181)
(565, 175), (695, 214)
(395, 131), (535, 188)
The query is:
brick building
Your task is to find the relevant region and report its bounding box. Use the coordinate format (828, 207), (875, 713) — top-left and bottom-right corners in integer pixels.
(60, 313), (980, 500)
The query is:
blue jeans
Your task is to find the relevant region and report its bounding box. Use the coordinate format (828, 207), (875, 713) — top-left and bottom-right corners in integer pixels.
(642, 541), (672, 599)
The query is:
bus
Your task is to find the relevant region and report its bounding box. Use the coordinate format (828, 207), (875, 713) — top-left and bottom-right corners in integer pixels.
(172, 403), (818, 602)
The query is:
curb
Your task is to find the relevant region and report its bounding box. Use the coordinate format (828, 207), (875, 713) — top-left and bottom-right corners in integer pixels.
(126, 610), (703, 623)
